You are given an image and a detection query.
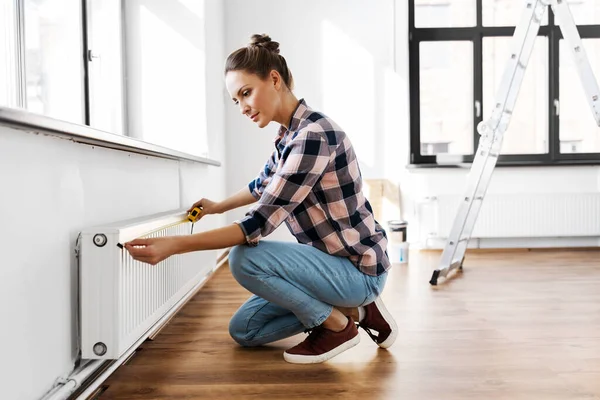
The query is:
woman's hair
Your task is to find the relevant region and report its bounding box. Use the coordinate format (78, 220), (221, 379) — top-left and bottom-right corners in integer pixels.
(225, 34), (294, 90)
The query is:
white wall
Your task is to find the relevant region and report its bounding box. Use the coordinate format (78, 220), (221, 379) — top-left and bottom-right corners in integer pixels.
(223, 0), (600, 249)
(0, 1), (226, 399)
(223, 0), (409, 241)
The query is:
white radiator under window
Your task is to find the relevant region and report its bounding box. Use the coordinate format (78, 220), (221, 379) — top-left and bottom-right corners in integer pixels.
(419, 193), (600, 239)
(79, 210), (211, 360)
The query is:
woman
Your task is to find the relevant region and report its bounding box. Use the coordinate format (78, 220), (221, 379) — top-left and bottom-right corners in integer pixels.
(125, 34), (397, 364)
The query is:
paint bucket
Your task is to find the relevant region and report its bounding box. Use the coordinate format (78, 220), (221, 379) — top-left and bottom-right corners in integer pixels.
(387, 220), (408, 264)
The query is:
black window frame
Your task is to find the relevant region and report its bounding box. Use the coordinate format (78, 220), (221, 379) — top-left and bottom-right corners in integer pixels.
(409, 0), (600, 167)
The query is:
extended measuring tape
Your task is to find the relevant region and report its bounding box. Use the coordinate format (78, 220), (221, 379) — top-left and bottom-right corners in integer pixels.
(116, 207), (203, 249)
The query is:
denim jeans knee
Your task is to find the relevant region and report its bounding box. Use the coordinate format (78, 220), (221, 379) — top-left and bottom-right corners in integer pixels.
(359, 272), (388, 306)
(228, 311), (253, 347)
(228, 245), (244, 273)
(228, 245), (256, 285)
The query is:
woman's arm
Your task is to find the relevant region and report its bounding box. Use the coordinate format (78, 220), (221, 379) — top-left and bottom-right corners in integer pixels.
(215, 187), (257, 213)
(187, 187), (257, 216)
(176, 224), (246, 253)
(125, 223), (246, 265)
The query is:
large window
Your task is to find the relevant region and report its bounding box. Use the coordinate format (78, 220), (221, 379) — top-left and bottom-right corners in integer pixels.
(1, 0), (209, 157)
(410, 0), (600, 165)
(1, 0), (122, 128)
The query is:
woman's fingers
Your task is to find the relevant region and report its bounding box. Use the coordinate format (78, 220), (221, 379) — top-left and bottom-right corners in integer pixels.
(126, 238), (150, 247)
(126, 244), (152, 257)
(187, 199), (204, 213)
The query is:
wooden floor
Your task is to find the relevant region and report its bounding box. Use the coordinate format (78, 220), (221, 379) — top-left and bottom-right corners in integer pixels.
(100, 249), (600, 400)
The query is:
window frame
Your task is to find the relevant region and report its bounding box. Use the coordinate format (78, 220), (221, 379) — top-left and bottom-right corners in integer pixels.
(409, 0), (600, 167)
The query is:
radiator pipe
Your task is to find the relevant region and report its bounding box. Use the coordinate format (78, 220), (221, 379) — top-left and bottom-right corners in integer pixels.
(41, 360), (105, 400)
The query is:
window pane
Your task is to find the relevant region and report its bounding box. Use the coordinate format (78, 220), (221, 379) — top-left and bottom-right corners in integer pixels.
(0, 0), (19, 108)
(88, 0), (125, 134)
(557, 0), (600, 26)
(559, 39), (600, 154)
(124, 1), (209, 157)
(483, 0), (548, 27)
(415, 0), (476, 28)
(483, 37), (548, 155)
(420, 41), (473, 156)
(24, 0), (84, 123)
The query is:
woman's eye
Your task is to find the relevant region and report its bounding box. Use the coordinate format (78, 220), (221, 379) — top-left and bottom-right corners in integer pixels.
(243, 90), (250, 97)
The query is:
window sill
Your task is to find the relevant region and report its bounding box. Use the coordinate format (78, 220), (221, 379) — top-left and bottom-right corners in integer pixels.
(408, 159), (600, 169)
(0, 107), (221, 166)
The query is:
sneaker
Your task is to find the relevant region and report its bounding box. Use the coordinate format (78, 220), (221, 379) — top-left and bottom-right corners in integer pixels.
(358, 296), (398, 348)
(283, 317), (360, 364)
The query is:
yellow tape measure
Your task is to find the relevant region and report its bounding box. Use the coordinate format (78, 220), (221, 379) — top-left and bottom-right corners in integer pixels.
(187, 206), (203, 223)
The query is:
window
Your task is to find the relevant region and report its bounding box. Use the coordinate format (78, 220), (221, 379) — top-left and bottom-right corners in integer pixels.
(419, 41), (474, 155)
(482, 0), (548, 27)
(410, 0), (600, 165)
(86, 0), (126, 134)
(0, 0), (19, 108)
(482, 36), (548, 155)
(415, 0), (476, 28)
(24, 0), (85, 123)
(559, 38), (600, 154)
(2, 0), (120, 127)
(1, 0), (209, 158)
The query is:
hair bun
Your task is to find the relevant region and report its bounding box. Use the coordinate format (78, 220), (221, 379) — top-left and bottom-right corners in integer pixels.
(249, 34), (280, 54)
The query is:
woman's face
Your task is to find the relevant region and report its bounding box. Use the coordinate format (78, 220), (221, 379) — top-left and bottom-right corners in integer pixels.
(225, 69), (281, 128)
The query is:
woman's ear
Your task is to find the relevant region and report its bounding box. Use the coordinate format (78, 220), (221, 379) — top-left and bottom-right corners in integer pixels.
(270, 70), (281, 90)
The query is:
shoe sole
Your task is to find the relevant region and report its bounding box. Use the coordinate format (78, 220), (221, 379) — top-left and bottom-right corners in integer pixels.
(373, 296), (398, 349)
(283, 334), (360, 364)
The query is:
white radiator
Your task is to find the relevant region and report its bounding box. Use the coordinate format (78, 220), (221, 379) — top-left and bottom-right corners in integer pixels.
(79, 210), (210, 360)
(420, 193), (600, 239)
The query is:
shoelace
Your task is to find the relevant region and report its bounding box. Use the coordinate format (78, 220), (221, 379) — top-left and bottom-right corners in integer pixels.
(299, 327), (328, 350)
(357, 323), (379, 343)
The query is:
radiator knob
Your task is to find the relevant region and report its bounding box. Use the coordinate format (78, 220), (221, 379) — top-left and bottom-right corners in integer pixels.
(93, 342), (107, 356)
(93, 234), (107, 247)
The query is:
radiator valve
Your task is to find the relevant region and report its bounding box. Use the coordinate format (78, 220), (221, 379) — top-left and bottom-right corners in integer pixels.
(93, 342), (107, 356)
(93, 234), (108, 247)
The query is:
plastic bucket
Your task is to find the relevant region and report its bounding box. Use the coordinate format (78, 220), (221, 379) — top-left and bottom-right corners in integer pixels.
(387, 220), (408, 264)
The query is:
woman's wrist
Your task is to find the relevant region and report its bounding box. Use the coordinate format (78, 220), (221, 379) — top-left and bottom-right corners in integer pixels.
(170, 235), (188, 255)
(215, 201), (226, 214)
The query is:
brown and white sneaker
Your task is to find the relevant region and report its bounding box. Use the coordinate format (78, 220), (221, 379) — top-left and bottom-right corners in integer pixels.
(358, 296), (398, 348)
(283, 317), (360, 364)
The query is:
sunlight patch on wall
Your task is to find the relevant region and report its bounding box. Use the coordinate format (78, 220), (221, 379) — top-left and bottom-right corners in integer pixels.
(383, 67), (407, 179)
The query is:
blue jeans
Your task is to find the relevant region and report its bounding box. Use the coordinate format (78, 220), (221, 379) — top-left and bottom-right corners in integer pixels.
(227, 241), (388, 347)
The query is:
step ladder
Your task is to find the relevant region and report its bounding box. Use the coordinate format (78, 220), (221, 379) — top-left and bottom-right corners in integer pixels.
(430, 0), (600, 285)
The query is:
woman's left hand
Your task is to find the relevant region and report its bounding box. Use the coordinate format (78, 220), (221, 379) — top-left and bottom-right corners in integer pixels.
(124, 237), (178, 265)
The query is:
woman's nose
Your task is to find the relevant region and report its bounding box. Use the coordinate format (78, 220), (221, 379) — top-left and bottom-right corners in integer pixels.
(240, 103), (250, 115)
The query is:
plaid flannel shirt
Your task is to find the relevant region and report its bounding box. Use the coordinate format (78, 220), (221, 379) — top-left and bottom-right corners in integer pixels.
(236, 99), (390, 276)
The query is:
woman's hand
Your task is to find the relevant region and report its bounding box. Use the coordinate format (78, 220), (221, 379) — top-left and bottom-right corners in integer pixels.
(124, 237), (180, 265)
(187, 198), (221, 220)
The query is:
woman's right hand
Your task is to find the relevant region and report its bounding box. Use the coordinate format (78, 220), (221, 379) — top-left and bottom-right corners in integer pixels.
(187, 198), (221, 219)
